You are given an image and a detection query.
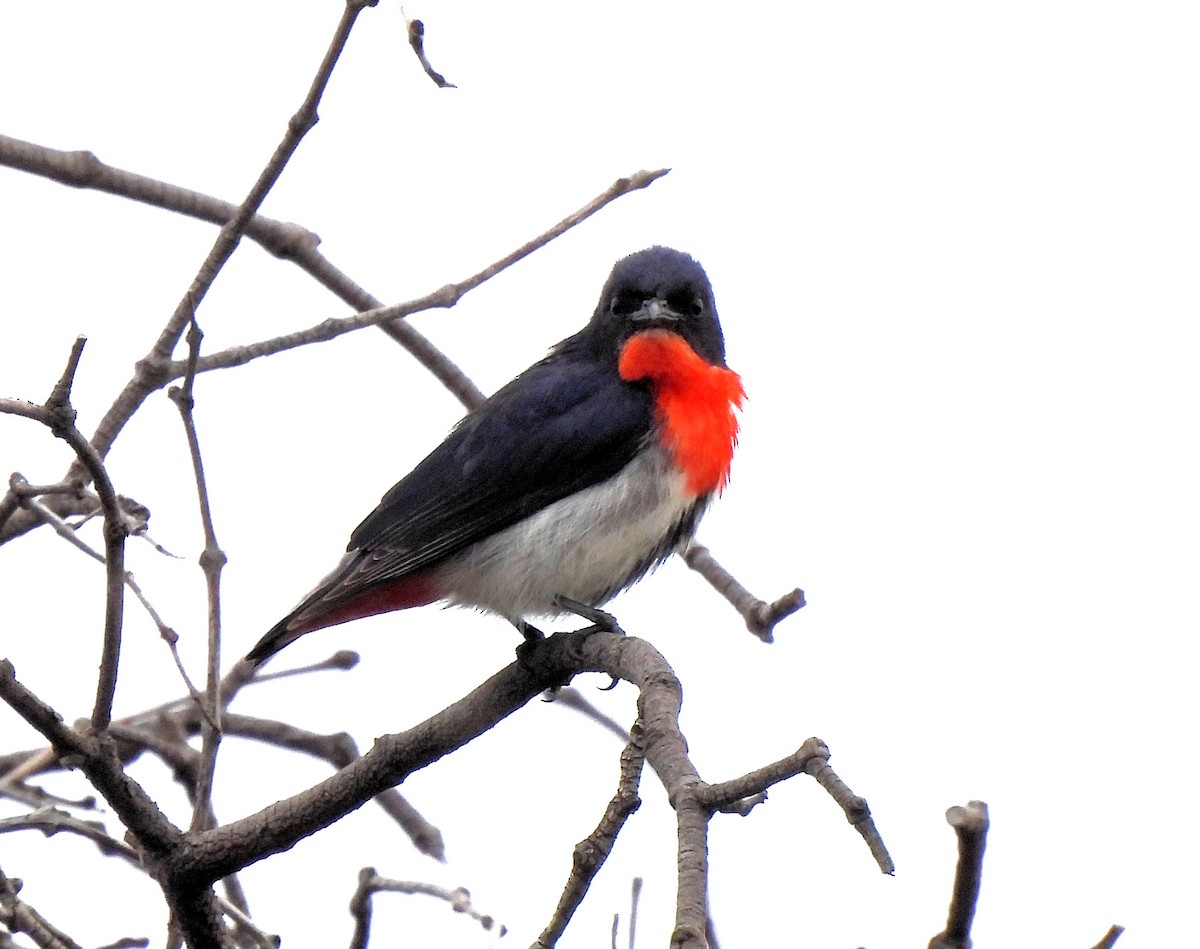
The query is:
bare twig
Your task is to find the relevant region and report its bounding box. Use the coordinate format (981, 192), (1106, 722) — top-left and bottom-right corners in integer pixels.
(0, 654), (357, 803)
(406, 18), (457, 88)
(209, 713), (445, 861)
(0, 132), (483, 420)
(0, 157), (667, 552)
(5, 476), (87, 500)
(153, 167), (672, 384)
(629, 877), (642, 949)
(0, 863), (86, 949)
(12, 484), (210, 715)
(243, 650), (361, 681)
(1088, 924), (1125, 949)
(46, 336), (87, 411)
(214, 896), (277, 949)
(683, 544), (804, 642)
(350, 870), (502, 949)
(534, 729), (645, 947)
(4, 617), (879, 949)
(0, 806), (140, 868)
(0, 344), (129, 730)
(550, 686), (631, 741)
(106, 722), (200, 793)
(805, 749), (894, 875)
(47, 339), (128, 730)
(68, 0), (381, 498)
(167, 314), (227, 835)
(14, 491), (104, 562)
(929, 800), (989, 949)
(0, 660), (186, 861)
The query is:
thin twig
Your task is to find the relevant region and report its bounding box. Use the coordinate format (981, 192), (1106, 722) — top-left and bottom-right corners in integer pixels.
(0, 863), (86, 949)
(207, 713), (445, 861)
(69, 0), (381, 487)
(46, 336), (87, 412)
(155, 168), (673, 384)
(14, 488), (208, 714)
(16, 492), (104, 562)
(45, 339), (128, 730)
(0, 653), (357, 795)
(214, 894), (277, 949)
(406, 17), (457, 88)
(683, 543), (804, 642)
(167, 314), (227, 835)
(0, 344), (129, 730)
(0, 131), (484, 419)
(5, 476), (88, 499)
(533, 729), (645, 947)
(629, 877), (642, 949)
(0, 156), (667, 551)
(550, 686), (631, 741)
(804, 750), (894, 875)
(350, 870), (502, 949)
(0, 660), (187, 866)
(1088, 924), (1125, 949)
(0, 806), (141, 868)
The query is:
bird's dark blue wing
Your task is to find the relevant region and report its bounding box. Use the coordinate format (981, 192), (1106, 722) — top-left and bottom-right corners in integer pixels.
(346, 354), (655, 582)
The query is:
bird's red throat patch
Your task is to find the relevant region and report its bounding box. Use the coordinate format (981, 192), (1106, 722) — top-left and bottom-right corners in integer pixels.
(618, 330), (745, 495)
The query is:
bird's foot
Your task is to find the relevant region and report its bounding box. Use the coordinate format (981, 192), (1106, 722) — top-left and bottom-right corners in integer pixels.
(513, 604), (623, 692)
(553, 595), (626, 636)
(514, 618), (547, 642)
(553, 596), (625, 691)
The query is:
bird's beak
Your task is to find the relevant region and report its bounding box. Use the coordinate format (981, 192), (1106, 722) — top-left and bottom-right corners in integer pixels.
(629, 298), (682, 327)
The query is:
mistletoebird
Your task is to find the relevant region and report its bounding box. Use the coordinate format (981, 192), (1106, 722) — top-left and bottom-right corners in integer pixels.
(246, 246), (744, 665)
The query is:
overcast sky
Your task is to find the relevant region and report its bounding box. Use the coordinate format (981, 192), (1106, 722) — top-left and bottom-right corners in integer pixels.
(2, 2), (1198, 948)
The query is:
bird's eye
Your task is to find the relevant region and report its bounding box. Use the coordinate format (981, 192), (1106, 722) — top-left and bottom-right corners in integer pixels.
(610, 290), (647, 317)
(667, 291), (704, 318)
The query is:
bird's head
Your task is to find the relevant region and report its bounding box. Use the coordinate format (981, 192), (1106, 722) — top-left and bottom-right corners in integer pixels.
(569, 246), (727, 368)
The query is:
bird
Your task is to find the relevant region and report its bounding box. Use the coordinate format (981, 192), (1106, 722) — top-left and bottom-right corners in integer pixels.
(245, 246), (745, 666)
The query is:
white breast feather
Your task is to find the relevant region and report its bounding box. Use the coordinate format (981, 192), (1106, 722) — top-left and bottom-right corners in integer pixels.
(435, 444), (698, 619)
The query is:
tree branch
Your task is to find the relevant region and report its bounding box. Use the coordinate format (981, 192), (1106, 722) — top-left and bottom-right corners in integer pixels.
(0, 865), (86, 949)
(0, 807), (141, 868)
(349, 872), (501, 949)
(1088, 924), (1125, 949)
(534, 729), (645, 947)
(0, 341), (129, 730)
(683, 544), (804, 642)
(0, 131), (483, 417)
(928, 800), (989, 949)
(166, 315), (228, 836)
(405, 17), (457, 89)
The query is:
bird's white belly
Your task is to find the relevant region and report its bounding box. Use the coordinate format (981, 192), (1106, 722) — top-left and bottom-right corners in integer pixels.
(435, 444), (701, 619)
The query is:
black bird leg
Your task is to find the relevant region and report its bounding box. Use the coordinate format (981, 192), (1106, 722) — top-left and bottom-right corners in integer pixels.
(553, 595), (627, 636)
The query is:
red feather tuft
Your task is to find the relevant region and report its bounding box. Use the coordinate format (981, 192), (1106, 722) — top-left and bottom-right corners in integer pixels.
(618, 330), (745, 495)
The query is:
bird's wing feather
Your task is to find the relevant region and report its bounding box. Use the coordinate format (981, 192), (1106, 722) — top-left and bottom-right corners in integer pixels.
(326, 356), (654, 603)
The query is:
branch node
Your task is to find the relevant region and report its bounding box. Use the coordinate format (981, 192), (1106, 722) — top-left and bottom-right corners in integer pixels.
(46, 336), (87, 417)
(133, 355), (172, 391)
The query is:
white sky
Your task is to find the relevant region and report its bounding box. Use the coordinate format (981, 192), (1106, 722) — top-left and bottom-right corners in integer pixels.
(1, 2), (1198, 947)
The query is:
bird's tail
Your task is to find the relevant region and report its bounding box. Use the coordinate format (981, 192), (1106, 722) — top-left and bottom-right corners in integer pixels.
(244, 615), (309, 666)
